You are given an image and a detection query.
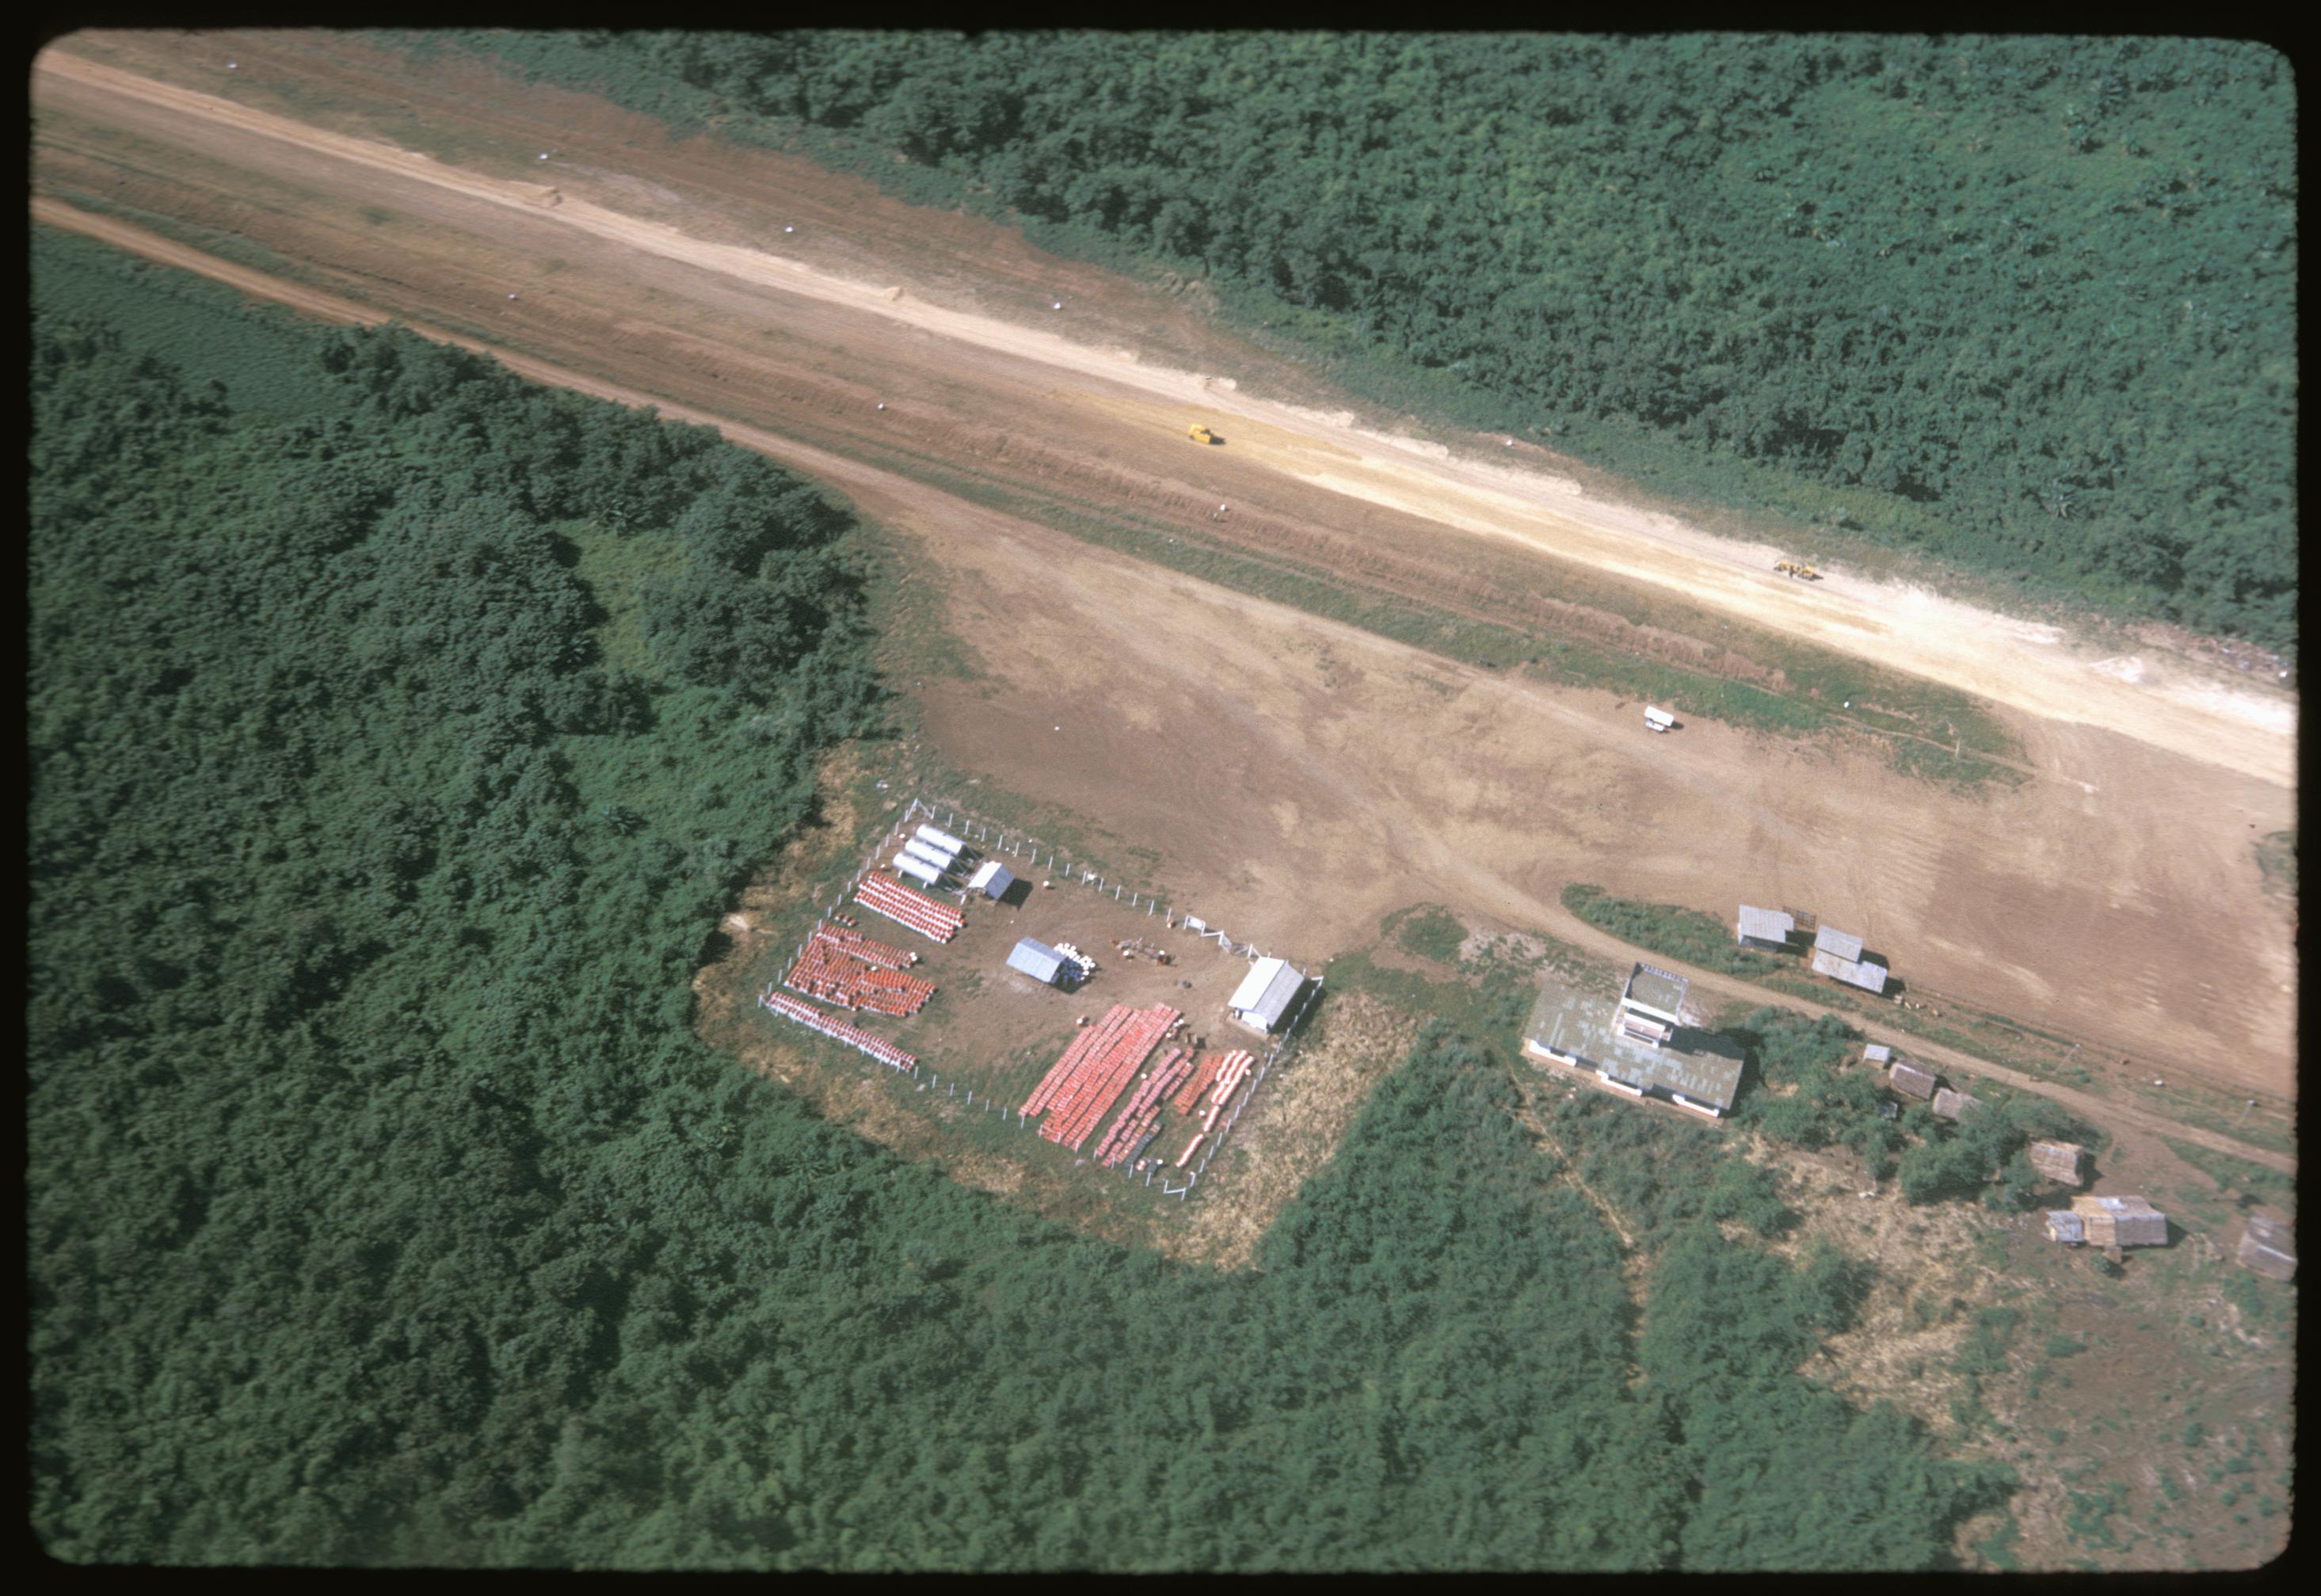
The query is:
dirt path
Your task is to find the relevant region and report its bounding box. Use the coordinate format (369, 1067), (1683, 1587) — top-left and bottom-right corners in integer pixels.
(30, 45), (2297, 789)
(29, 42), (2297, 1110)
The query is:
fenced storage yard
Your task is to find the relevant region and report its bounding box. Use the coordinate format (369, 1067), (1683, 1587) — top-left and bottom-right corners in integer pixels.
(737, 797), (1323, 1209)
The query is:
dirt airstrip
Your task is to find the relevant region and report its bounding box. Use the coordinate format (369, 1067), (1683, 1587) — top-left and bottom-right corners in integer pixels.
(29, 32), (2297, 1107)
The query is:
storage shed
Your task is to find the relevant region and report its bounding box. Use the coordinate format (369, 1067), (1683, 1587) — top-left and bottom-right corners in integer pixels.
(1811, 947), (1890, 993)
(1644, 705), (1675, 733)
(2071, 1194), (2168, 1249)
(1863, 1043), (1892, 1065)
(1006, 937), (1072, 988)
(2029, 1141), (2087, 1187)
(1888, 1060), (1939, 1100)
(1931, 1086), (1984, 1122)
(2236, 1216), (2296, 1282)
(967, 859), (1014, 900)
(1736, 905), (1795, 951)
(1228, 957), (1308, 1034)
(2045, 1210), (2087, 1246)
(1813, 925), (1865, 962)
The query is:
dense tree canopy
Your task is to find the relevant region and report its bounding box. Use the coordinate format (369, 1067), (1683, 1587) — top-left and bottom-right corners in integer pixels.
(32, 230), (2004, 1568)
(436, 30), (2296, 654)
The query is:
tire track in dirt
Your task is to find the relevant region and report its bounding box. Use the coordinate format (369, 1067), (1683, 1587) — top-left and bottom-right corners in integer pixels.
(32, 45), (2297, 788)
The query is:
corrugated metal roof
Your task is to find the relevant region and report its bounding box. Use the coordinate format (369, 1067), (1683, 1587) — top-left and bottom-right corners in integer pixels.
(1229, 958), (1286, 1014)
(1519, 976), (1741, 1111)
(1232, 958), (1305, 1029)
(1736, 905), (1794, 943)
(1810, 949), (1889, 992)
(967, 860), (1013, 897)
(1814, 925), (1866, 961)
(1863, 1044), (1892, 1064)
(1006, 938), (1066, 985)
(2046, 1212), (2085, 1244)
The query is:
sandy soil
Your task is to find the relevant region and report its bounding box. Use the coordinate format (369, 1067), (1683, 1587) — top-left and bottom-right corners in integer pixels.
(29, 36), (2297, 1110)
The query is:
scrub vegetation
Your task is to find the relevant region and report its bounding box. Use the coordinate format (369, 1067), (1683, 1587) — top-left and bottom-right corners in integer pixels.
(33, 229), (2010, 1567)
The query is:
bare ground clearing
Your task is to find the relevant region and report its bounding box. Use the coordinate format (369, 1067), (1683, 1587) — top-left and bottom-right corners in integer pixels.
(29, 36), (2296, 1107)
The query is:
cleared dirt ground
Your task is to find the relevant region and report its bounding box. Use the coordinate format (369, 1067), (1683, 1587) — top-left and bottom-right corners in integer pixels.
(29, 32), (2296, 1104)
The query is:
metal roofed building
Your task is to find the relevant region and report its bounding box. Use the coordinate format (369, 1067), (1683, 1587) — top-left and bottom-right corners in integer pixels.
(966, 859), (1014, 900)
(1006, 937), (1073, 988)
(1811, 947), (1890, 993)
(1615, 962), (1690, 1049)
(2237, 1216), (2296, 1282)
(1228, 957), (1309, 1034)
(1522, 977), (1745, 1117)
(2071, 1194), (2168, 1249)
(1863, 1044), (1892, 1065)
(2045, 1210), (2087, 1246)
(1736, 905), (1795, 951)
(1813, 925), (1866, 962)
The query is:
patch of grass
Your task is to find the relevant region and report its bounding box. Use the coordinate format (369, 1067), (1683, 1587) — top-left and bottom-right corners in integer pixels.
(1561, 884), (1788, 980)
(569, 523), (686, 676)
(1385, 903), (1467, 965)
(2253, 830), (2296, 901)
(2045, 1335), (2087, 1359)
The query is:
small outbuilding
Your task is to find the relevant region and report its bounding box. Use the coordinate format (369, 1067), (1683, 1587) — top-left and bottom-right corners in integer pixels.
(1228, 957), (1309, 1034)
(1811, 947), (1890, 993)
(2045, 1210), (2087, 1247)
(2236, 1216), (2296, 1282)
(1931, 1086), (1984, 1122)
(967, 860), (1015, 901)
(1007, 937), (1073, 988)
(1863, 1043), (1892, 1065)
(1888, 1060), (1939, 1100)
(891, 852), (943, 889)
(1736, 905), (1795, 952)
(2029, 1140), (2087, 1187)
(1644, 705), (1675, 733)
(2071, 1194), (2168, 1249)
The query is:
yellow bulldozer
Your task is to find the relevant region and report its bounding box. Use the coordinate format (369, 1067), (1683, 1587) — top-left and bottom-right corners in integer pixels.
(1774, 559), (1820, 581)
(1187, 424), (1221, 445)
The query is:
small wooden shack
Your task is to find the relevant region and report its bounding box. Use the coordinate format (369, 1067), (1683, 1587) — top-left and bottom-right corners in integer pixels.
(2029, 1140), (2087, 1187)
(1931, 1086), (1984, 1122)
(2236, 1216), (2296, 1282)
(1888, 1060), (1938, 1100)
(2071, 1194), (2167, 1249)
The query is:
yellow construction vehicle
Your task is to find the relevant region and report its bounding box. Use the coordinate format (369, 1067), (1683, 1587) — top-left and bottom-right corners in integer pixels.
(1774, 559), (1820, 581)
(1187, 424), (1220, 445)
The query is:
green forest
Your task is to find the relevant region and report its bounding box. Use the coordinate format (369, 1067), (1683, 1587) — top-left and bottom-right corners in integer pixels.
(418, 31), (2298, 657)
(30, 227), (2017, 1567)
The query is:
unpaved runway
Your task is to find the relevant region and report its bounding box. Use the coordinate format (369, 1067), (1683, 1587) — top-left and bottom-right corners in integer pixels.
(32, 46), (2296, 788)
(29, 36), (2298, 1110)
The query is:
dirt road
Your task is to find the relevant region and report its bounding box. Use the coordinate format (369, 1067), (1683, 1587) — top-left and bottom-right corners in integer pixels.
(31, 44), (2296, 789)
(29, 36), (2297, 1110)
